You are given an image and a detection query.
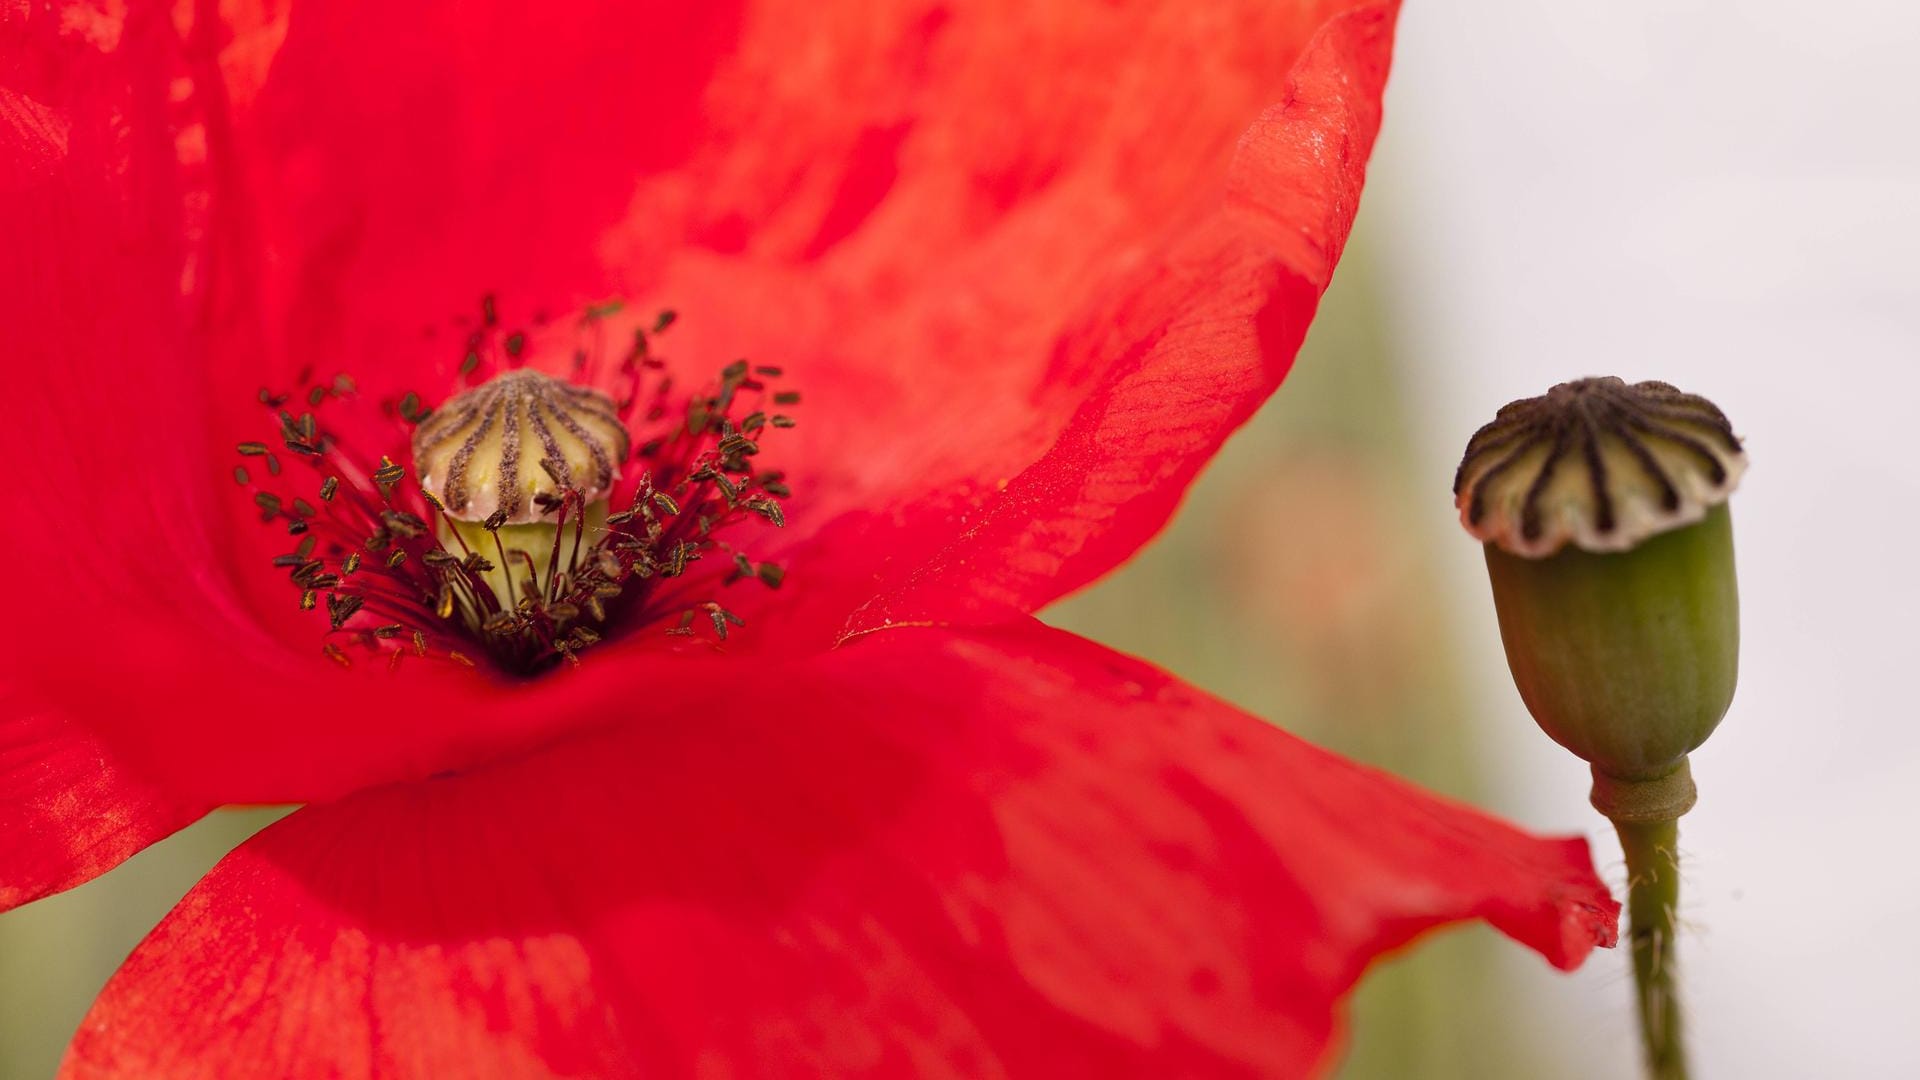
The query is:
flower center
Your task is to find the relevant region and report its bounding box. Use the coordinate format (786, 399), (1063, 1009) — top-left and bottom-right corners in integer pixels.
(233, 300), (796, 676)
(413, 368), (629, 605)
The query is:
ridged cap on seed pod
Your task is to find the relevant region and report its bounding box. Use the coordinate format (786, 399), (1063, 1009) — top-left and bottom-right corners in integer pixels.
(413, 369), (631, 524)
(1454, 377), (1747, 559)
(1458, 376), (1746, 793)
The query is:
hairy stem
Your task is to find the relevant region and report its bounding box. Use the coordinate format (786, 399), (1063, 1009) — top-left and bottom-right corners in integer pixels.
(1615, 817), (1688, 1080)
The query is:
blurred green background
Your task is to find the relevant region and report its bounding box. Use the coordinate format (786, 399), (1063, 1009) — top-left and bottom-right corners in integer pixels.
(0, 239), (1562, 1078)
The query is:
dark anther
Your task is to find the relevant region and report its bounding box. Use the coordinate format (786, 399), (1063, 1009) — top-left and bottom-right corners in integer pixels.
(238, 307), (800, 677)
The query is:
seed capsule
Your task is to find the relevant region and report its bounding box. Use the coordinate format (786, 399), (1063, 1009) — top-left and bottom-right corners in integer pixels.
(413, 369), (631, 600)
(412, 368), (631, 525)
(1457, 377), (1744, 793)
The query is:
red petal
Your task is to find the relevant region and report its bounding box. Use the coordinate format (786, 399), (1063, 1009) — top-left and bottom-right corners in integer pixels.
(836, 5), (1398, 636)
(5, 0), (1400, 811)
(197, 0), (1405, 644)
(635, 0), (1405, 644)
(2, 10), (236, 895)
(0, 690), (207, 911)
(0, 3), (721, 811)
(68, 624), (1614, 1077)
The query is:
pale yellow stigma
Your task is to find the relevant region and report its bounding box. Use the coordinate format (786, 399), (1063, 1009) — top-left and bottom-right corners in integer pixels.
(412, 369), (631, 600)
(412, 368), (631, 526)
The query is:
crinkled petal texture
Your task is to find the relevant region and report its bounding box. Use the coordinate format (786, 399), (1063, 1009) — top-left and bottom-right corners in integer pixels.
(67, 625), (1616, 1079)
(6, 4), (1624, 1071)
(3, 0), (1399, 823)
(0, 694), (208, 910)
(1, 13), (1620, 1075)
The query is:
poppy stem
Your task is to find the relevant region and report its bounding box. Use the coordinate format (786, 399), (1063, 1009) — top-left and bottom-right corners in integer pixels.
(1615, 816), (1689, 1080)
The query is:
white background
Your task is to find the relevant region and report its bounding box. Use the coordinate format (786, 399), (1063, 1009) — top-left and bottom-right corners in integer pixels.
(1374, 2), (1920, 1076)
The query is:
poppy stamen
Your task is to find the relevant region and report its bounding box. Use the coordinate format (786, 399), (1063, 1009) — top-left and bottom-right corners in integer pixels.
(233, 304), (796, 676)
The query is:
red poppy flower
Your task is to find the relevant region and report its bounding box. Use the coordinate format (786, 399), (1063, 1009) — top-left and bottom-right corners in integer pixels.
(3, 1), (1617, 1076)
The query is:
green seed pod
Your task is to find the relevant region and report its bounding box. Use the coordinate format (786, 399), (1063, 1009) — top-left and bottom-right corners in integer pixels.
(1484, 503), (1737, 783)
(1455, 377), (1744, 812)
